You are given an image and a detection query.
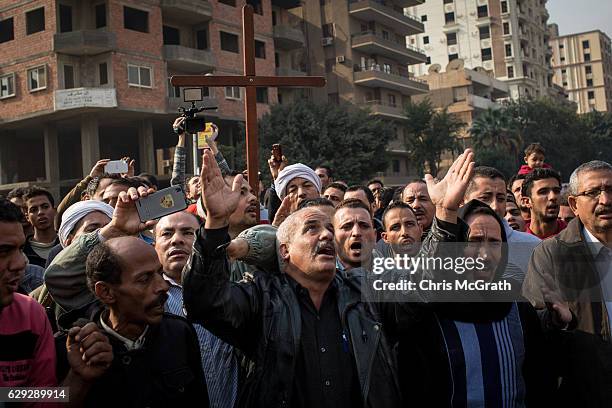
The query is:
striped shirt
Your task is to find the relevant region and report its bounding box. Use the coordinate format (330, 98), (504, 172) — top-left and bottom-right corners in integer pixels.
(438, 302), (526, 408)
(163, 274), (238, 408)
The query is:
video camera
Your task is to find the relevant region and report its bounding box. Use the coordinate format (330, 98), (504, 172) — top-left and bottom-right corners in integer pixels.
(179, 88), (218, 134)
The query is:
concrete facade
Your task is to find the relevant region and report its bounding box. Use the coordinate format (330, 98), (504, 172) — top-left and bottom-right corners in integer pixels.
(406, 0), (554, 101)
(549, 27), (612, 114)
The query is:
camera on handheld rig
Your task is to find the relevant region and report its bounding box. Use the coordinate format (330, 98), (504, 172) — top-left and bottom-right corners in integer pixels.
(179, 88), (218, 134)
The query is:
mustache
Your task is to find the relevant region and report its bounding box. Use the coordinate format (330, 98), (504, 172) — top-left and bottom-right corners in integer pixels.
(314, 241), (335, 255)
(595, 206), (612, 216)
(147, 293), (168, 310)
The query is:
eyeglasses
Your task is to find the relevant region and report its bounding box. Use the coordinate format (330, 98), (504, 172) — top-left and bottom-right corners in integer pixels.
(574, 186), (612, 200)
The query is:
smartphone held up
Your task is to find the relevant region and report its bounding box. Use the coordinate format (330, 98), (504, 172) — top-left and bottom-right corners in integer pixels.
(136, 186), (188, 222)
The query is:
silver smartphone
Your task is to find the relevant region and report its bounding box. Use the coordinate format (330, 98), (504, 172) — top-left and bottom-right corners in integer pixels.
(104, 160), (128, 174)
(136, 186), (188, 222)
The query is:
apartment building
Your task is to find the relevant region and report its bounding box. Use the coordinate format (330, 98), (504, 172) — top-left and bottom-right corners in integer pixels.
(0, 0), (291, 197)
(406, 0), (554, 101)
(549, 26), (612, 114)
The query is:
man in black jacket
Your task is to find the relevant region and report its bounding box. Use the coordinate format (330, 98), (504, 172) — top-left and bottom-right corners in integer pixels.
(183, 148), (475, 407)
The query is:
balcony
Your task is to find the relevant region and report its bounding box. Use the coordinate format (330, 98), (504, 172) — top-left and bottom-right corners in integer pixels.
(467, 95), (503, 111)
(273, 24), (305, 50)
(163, 45), (215, 73)
(349, 0), (424, 36)
(361, 100), (406, 119)
(276, 67), (306, 77)
(167, 96), (218, 114)
(53, 30), (116, 55)
(395, 0), (425, 6)
(271, 0), (302, 8)
(352, 31), (426, 65)
(353, 67), (428, 96)
(160, 0), (212, 23)
(54, 88), (117, 111)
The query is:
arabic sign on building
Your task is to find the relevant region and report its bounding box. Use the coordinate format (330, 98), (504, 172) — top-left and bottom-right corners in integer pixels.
(54, 88), (117, 110)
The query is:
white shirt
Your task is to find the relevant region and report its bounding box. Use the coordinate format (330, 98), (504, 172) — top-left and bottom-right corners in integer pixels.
(99, 312), (149, 351)
(582, 226), (612, 330)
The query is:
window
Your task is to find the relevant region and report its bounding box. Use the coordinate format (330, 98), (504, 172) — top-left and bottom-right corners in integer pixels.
(505, 43), (512, 57)
(0, 73), (15, 98)
(449, 53), (458, 61)
(503, 22), (510, 35)
(585, 65), (592, 74)
(562, 81), (568, 87)
(388, 94), (396, 107)
(479, 26), (490, 39)
(95, 4), (107, 28)
(26, 7), (45, 35)
(582, 40), (590, 49)
(423, 36), (429, 45)
(561, 69), (566, 75)
(63, 65), (75, 89)
(0, 18), (14, 43)
(560, 56), (565, 62)
(421, 15), (427, 22)
(426, 56), (431, 64)
(123, 6), (148, 33)
(256, 87), (268, 103)
(446, 32), (457, 46)
(588, 91), (595, 100)
(325, 58), (335, 72)
(246, 0), (263, 15)
(587, 78), (593, 87)
(445, 12), (455, 24)
(59, 5), (72, 33)
(219, 0), (236, 5)
(559, 44), (564, 49)
(382, 30), (389, 40)
(584, 53), (591, 62)
(255, 40), (266, 58)
(225, 86), (240, 99)
(99, 63), (108, 85)
(196, 29), (208, 50)
(322, 23), (334, 38)
(163, 26), (180, 45)
(27, 65), (46, 91)
(127, 64), (152, 88)
(481, 47), (492, 61)
(383, 63), (391, 74)
(392, 160), (400, 174)
(501, 1), (508, 13)
(220, 31), (239, 53)
(477, 5), (488, 18)
(507, 65), (514, 78)
(167, 79), (180, 98)
(443, 0), (453, 3)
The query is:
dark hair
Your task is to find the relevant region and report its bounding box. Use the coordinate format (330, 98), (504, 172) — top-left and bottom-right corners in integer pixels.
(298, 197), (335, 210)
(506, 190), (517, 205)
(465, 166), (506, 197)
(108, 177), (144, 190)
(23, 186), (55, 208)
(508, 173), (526, 189)
(406, 178), (426, 185)
(0, 198), (24, 223)
(325, 182), (347, 193)
(346, 185), (375, 204)
(137, 173), (159, 189)
(86, 174), (123, 197)
(315, 165), (332, 178)
(381, 201), (416, 229)
(525, 143), (545, 157)
(336, 198), (371, 213)
(7, 187), (28, 201)
(521, 168), (562, 198)
(86, 242), (123, 293)
(367, 179), (384, 188)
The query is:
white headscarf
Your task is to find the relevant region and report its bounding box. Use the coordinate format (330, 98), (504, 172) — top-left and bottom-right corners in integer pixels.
(59, 201), (114, 247)
(274, 163), (322, 200)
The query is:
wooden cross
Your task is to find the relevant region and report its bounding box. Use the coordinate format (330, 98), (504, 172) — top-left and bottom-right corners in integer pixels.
(171, 4), (326, 211)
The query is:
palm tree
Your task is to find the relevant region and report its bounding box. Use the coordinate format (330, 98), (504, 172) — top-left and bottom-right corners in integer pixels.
(470, 108), (523, 160)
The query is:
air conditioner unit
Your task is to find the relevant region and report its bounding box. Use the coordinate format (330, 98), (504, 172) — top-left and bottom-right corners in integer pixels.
(336, 55), (345, 63)
(321, 37), (334, 46)
(444, 4), (454, 12)
(448, 45), (458, 53)
(483, 61), (493, 70)
(469, 12), (476, 16)
(477, 0), (487, 5)
(481, 39), (491, 48)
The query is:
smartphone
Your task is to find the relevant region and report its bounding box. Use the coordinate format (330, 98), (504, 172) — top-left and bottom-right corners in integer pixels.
(104, 160), (128, 174)
(272, 144), (282, 163)
(136, 186), (188, 222)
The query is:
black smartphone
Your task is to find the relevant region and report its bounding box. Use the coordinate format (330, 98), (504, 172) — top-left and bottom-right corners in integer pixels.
(136, 186), (188, 222)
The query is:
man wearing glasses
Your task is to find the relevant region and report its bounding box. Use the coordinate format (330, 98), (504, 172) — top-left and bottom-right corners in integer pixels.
(523, 160), (612, 407)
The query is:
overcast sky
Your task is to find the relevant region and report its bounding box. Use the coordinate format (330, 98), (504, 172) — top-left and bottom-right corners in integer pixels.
(547, 0), (612, 37)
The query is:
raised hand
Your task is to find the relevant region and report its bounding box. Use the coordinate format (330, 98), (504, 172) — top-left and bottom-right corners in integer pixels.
(272, 195), (297, 227)
(267, 154), (288, 181)
(66, 323), (113, 382)
(425, 149), (475, 211)
(89, 159), (111, 178)
(100, 186), (157, 239)
(200, 149), (243, 228)
(121, 157), (136, 178)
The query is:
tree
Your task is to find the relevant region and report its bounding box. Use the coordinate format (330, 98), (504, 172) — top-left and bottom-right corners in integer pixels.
(403, 99), (464, 177)
(252, 99), (394, 185)
(580, 110), (612, 163)
(470, 108), (523, 167)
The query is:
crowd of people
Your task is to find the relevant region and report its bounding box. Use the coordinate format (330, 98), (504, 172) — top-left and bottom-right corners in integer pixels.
(1, 115), (611, 407)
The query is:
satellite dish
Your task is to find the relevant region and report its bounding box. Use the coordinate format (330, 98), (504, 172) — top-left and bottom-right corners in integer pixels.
(428, 64), (442, 73)
(446, 58), (464, 71)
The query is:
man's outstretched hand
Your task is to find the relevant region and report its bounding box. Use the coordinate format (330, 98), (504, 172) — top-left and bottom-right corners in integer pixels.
(100, 186), (158, 239)
(200, 149), (243, 229)
(425, 149), (475, 223)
